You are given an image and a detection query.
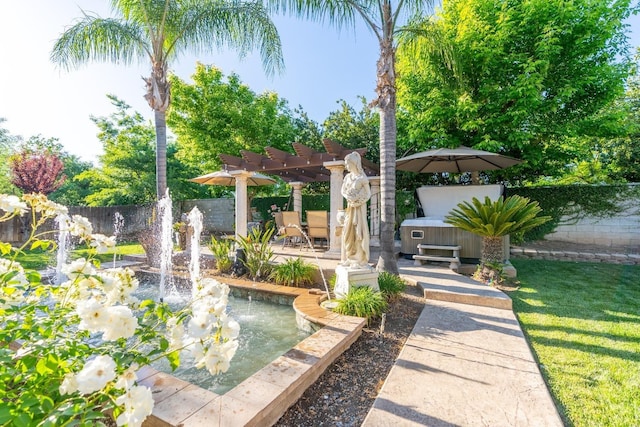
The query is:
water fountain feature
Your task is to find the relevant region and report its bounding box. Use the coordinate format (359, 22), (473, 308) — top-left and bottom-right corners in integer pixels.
(133, 205), (318, 395)
(54, 215), (69, 285)
(3, 193), (366, 426)
(112, 212), (124, 268)
(128, 199), (367, 425)
(134, 280), (310, 394)
(187, 206), (203, 287)
(158, 190), (173, 302)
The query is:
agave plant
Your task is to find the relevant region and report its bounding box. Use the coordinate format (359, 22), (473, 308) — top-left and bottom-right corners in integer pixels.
(445, 195), (551, 265)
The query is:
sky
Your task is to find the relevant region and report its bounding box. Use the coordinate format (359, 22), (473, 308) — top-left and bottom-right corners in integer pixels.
(0, 1), (638, 164)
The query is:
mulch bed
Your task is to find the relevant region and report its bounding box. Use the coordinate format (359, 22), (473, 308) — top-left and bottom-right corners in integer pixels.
(274, 283), (424, 427)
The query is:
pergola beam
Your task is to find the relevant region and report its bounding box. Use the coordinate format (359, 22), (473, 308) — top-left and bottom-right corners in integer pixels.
(220, 139), (379, 183)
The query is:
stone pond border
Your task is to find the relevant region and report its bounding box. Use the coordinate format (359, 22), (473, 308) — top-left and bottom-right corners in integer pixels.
(134, 270), (366, 427)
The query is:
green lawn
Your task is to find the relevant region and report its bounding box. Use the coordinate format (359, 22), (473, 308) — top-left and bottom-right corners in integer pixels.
(511, 259), (640, 427)
(12, 242), (145, 270)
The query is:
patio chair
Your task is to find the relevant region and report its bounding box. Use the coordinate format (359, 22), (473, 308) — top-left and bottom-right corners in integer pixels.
(306, 210), (329, 249)
(281, 211), (304, 248)
(272, 212), (286, 238)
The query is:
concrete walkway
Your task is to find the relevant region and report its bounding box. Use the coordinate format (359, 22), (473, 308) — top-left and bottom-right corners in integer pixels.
(131, 245), (564, 426)
(362, 259), (563, 427)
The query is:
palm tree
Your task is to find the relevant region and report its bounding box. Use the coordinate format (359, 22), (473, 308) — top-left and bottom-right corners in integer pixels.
(51, 0), (284, 200)
(267, 0), (435, 274)
(445, 195), (551, 271)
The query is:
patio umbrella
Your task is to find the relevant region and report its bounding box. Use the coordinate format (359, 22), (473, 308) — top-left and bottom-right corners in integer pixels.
(396, 146), (522, 173)
(189, 170), (277, 186)
(190, 170), (277, 228)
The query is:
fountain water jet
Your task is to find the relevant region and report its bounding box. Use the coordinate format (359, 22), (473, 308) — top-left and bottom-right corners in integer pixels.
(112, 212), (124, 268)
(158, 190), (174, 302)
(187, 206), (203, 290)
(286, 223), (332, 303)
(54, 215), (69, 285)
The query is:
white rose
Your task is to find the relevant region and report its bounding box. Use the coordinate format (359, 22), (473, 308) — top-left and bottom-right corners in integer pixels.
(115, 385), (154, 427)
(75, 355), (116, 395)
(0, 194), (27, 215)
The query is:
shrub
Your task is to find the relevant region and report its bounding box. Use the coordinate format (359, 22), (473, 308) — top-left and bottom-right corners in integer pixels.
(208, 235), (234, 274)
(236, 227), (275, 281)
(378, 271), (406, 300)
(270, 257), (316, 287)
(0, 193), (240, 427)
(334, 286), (388, 325)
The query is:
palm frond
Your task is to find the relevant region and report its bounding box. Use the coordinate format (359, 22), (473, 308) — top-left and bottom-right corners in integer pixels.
(266, 0), (358, 27)
(445, 195), (551, 238)
(171, 1), (284, 75)
(51, 14), (148, 70)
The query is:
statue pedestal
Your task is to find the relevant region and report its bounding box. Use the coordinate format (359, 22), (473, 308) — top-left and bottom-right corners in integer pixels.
(334, 264), (380, 299)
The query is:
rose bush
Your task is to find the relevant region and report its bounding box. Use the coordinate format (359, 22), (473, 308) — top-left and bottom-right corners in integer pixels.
(0, 194), (239, 426)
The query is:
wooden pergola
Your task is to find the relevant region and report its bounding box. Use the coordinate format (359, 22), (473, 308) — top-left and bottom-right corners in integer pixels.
(219, 139), (379, 182)
(219, 139), (381, 259)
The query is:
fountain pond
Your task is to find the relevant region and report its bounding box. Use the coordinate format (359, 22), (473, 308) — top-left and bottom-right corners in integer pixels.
(135, 277), (311, 394)
(127, 199), (364, 425)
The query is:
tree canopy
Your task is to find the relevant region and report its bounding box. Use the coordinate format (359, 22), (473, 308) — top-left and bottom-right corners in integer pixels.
(10, 151), (65, 195)
(77, 96), (208, 206)
(168, 64), (297, 174)
(323, 97), (380, 163)
(397, 0), (635, 182)
(0, 119), (18, 193)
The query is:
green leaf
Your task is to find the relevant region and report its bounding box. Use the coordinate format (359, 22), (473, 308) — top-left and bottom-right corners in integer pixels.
(167, 350), (181, 371)
(40, 396), (54, 413)
(139, 299), (154, 309)
(25, 271), (41, 283)
(13, 413), (32, 427)
(159, 337), (169, 352)
(36, 358), (52, 375)
(0, 405), (12, 424)
(39, 240), (53, 250)
(0, 242), (12, 255)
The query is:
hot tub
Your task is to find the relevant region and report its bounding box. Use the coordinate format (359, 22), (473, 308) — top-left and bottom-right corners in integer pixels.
(399, 185), (510, 262)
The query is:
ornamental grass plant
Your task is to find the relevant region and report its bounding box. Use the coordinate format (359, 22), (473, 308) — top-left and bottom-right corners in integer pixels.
(0, 194), (240, 427)
(377, 271), (406, 301)
(269, 257), (316, 287)
(334, 286), (388, 325)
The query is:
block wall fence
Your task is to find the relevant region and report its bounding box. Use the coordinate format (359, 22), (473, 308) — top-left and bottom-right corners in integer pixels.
(1, 185), (638, 248)
(546, 202), (639, 247)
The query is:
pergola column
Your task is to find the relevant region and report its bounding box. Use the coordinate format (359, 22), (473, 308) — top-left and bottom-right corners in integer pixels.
(290, 181), (305, 214)
(230, 170), (251, 241)
(369, 176), (381, 247)
(323, 160), (345, 259)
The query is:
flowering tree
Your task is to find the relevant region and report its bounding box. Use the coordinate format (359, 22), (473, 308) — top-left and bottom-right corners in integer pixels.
(10, 151), (66, 195)
(0, 194), (239, 426)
